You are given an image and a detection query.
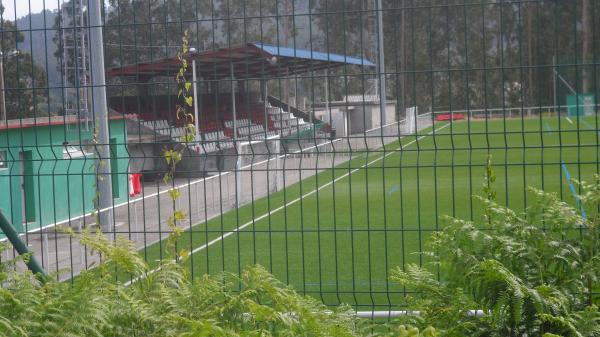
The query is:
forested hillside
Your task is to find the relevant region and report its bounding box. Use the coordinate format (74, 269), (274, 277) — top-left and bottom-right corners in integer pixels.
(4, 1), (599, 116)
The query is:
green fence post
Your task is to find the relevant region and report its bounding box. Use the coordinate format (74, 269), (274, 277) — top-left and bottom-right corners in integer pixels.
(0, 211), (46, 281)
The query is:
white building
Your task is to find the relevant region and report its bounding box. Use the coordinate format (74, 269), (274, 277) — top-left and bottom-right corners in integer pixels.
(313, 95), (396, 136)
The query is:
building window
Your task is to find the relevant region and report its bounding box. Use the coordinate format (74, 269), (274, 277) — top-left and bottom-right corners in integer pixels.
(0, 150), (7, 169)
(62, 142), (93, 159)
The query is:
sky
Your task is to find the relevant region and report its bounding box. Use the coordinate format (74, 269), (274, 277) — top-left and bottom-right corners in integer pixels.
(1, 0), (59, 19)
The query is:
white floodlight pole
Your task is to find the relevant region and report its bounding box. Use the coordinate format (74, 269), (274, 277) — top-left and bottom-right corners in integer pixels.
(89, 0), (114, 233)
(376, 0), (387, 126)
(231, 62), (241, 207)
(0, 52), (8, 125)
(0, 52), (6, 124)
(190, 48), (200, 141)
(553, 55), (557, 114)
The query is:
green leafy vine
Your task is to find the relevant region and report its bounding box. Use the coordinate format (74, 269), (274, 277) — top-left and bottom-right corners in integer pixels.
(161, 30), (197, 261)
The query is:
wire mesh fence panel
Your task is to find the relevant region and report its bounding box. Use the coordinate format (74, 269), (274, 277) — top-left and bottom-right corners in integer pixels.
(0, 0), (599, 312)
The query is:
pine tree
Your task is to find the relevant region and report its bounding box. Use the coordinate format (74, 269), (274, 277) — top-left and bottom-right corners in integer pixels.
(0, 5), (48, 119)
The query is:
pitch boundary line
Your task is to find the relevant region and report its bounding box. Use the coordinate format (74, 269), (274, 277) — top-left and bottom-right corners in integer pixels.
(125, 123), (450, 286)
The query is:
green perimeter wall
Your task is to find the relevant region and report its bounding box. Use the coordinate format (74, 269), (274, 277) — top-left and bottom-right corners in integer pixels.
(0, 120), (128, 234)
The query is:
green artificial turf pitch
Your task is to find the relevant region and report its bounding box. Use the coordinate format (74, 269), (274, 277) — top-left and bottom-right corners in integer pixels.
(132, 116), (600, 309)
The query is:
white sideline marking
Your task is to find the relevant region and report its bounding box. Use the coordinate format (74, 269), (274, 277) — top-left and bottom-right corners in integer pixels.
(565, 117), (573, 124)
(125, 123), (450, 286)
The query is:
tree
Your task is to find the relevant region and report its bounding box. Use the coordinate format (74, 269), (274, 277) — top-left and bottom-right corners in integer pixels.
(309, 1), (600, 114)
(0, 8), (48, 120)
(582, 0), (592, 93)
(54, 0), (213, 98)
(213, 0), (299, 104)
(54, 0), (212, 70)
(307, 0), (375, 102)
(215, 0), (277, 47)
(102, 0), (212, 68)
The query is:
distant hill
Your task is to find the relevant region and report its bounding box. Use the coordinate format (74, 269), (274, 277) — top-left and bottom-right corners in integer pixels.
(16, 10), (60, 87)
(16, 10), (62, 111)
(12, 3), (316, 107)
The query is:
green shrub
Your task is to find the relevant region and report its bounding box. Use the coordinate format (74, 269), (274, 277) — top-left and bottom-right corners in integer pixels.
(390, 174), (600, 337)
(0, 229), (366, 336)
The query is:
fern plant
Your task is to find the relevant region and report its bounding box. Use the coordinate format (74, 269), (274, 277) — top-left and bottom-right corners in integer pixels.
(0, 227), (371, 336)
(390, 171), (600, 337)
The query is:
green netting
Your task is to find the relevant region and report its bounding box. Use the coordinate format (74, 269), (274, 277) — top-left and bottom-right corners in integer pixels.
(0, 0), (598, 314)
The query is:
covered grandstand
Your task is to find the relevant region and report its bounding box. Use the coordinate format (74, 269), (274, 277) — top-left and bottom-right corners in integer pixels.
(107, 42), (375, 177)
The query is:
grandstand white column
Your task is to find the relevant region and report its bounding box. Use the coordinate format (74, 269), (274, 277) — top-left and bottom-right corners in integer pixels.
(294, 74), (298, 108)
(231, 62), (238, 140)
(284, 68), (290, 106)
(231, 62), (241, 207)
(376, 0), (387, 125)
(323, 70), (328, 125)
(274, 137), (281, 192)
(261, 80), (268, 132)
(190, 49), (200, 140)
(344, 111), (348, 137)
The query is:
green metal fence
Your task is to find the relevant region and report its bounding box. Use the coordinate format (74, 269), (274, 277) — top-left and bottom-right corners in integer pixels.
(0, 0), (598, 313)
